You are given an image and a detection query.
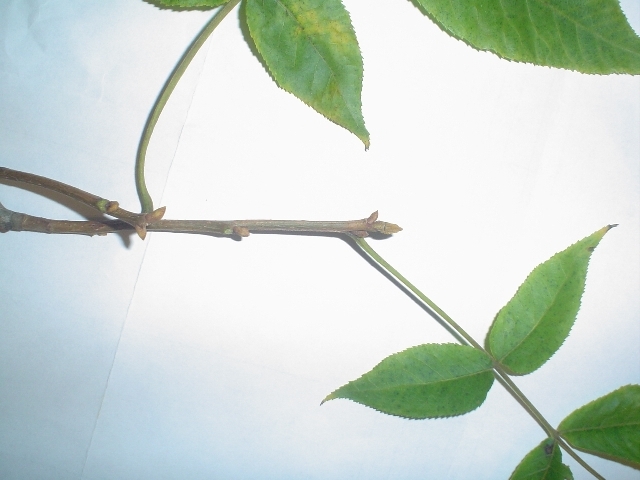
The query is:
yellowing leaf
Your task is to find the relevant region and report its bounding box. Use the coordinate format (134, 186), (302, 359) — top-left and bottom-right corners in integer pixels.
(245, 0), (369, 147)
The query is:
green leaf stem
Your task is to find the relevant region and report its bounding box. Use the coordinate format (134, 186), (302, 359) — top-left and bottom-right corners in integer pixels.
(510, 438), (573, 480)
(413, 0), (640, 74)
(245, 0), (369, 147)
(486, 225), (614, 375)
(558, 385), (640, 470)
(323, 343), (494, 419)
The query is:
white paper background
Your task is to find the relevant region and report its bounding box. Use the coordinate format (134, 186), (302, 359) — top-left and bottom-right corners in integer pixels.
(1, 1), (639, 479)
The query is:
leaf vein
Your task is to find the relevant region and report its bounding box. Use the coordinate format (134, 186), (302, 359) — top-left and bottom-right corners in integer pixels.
(274, 0), (361, 126)
(501, 259), (572, 363)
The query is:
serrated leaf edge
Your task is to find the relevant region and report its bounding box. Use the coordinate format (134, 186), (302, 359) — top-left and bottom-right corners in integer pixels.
(245, 0), (369, 147)
(486, 225), (614, 375)
(413, 0), (640, 75)
(558, 384), (640, 470)
(322, 343), (494, 419)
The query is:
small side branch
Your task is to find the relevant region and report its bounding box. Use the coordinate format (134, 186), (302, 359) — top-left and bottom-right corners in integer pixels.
(0, 167), (165, 239)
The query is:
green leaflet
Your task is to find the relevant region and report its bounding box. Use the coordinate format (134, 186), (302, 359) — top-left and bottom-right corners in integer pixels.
(509, 439), (573, 480)
(413, 0), (640, 74)
(558, 385), (640, 470)
(244, 0), (369, 147)
(153, 0), (229, 8)
(486, 225), (614, 375)
(322, 344), (494, 419)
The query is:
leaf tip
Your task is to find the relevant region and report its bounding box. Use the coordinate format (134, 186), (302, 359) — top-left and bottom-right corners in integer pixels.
(587, 223), (617, 250)
(320, 392), (337, 405)
(359, 129), (370, 150)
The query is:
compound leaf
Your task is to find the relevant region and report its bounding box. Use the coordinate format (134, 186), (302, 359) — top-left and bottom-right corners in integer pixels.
(153, 0), (229, 9)
(245, 0), (369, 147)
(510, 438), (573, 480)
(486, 225), (614, 375)
(322, 343), (494, 419)
(413, 0), (640, 74)
(558, 385), (640, 470)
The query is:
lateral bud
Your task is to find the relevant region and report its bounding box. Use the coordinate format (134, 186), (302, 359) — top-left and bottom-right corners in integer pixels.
(105, 201), (120, 213)
(233, 226), (250, 237)
(366, 211), (378, 224)
(145, 206), (166, 224)
(96, 199), (110, 213)
(134, 224), (147, 240)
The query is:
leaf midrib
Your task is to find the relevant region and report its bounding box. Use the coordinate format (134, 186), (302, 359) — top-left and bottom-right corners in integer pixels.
(499, 259), (572, 364)
(530, 0), (640, 58)
(561, 420), (640, 433)
(356, 368), (492, 393)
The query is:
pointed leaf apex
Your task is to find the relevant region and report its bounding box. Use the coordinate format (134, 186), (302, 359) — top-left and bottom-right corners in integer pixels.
(320, 393), (336, 406)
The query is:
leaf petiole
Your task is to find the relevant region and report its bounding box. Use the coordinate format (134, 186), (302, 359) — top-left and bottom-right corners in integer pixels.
(136, 0), (242, 213)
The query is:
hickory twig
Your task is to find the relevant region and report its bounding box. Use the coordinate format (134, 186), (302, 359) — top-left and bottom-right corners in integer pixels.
(0, 168), (401, 239)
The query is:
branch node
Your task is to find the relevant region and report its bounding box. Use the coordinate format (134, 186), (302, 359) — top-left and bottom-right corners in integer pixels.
(145, 206), (166, 224)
